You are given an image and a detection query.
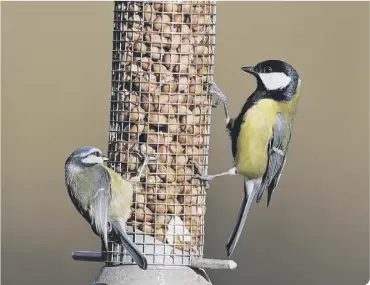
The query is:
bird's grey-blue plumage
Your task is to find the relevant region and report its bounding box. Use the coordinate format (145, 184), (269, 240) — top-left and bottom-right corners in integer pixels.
(65, 149), (112, 249)
(65, 146), (148, 270)
(256, 112), (292, 205)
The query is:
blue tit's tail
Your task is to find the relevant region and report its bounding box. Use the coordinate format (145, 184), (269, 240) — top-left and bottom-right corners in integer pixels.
(226, 178), (256, 257)
(111, 221), (148, 270)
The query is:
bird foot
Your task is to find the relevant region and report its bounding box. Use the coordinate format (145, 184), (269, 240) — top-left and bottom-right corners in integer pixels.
(195, 167), (238, 182)
(192, 160), (210, 189)
(129, 145), (143, 159)
(130, 150), (158, 184)
(194, 174), (215, 181)
(129, 176), (141, 184)
(207, 82), (228, 108)
(207, 82), (232, 129)
(146, 153), (159, 161)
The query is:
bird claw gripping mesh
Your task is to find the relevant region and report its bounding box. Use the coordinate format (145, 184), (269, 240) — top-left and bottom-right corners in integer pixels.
(207, 82), (227, 109)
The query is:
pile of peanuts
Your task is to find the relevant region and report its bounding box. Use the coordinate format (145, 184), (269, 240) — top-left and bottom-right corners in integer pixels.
(109, 1), (215, 253)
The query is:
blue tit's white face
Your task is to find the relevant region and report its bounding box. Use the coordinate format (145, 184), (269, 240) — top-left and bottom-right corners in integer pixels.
(67, 146), (108, 170)
(79, 148), (106, 165)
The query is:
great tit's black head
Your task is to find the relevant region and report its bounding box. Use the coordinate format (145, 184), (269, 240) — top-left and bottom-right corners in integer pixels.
(66, 146), (108, 170)
(241, 60), (300, 94)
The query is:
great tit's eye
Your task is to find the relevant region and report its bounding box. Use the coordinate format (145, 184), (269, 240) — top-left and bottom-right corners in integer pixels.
(264, 66), (272, 73)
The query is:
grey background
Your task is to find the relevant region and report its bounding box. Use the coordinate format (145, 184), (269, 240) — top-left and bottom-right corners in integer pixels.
(2, 2), (369, 285)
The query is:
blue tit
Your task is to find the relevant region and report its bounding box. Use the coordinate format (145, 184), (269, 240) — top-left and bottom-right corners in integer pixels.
(197, 60), (302, 257)
(65, 146), (151, 270)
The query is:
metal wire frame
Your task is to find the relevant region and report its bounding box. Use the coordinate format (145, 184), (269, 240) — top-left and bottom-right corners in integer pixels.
(105, 0), (217, 266)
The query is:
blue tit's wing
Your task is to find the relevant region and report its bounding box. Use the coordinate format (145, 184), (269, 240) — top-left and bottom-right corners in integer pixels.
(66, 184), (88, 220)
(88, 165), (112, 249)
(256, 112), (292, 206)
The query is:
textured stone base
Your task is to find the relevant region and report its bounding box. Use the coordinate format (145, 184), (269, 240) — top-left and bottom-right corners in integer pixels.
(93, 265), (212, 285)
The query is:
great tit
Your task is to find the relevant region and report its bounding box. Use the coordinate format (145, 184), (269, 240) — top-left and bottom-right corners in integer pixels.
(197, 60), (302, 257)
(65, 146), (153, 269)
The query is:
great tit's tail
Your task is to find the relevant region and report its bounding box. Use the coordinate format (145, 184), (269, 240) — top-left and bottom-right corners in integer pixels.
(226, 178), (256, 257)
(111, 221), (148, 270)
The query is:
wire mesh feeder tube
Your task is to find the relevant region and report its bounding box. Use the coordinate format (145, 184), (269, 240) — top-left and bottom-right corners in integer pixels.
(106, 0), (216, 267)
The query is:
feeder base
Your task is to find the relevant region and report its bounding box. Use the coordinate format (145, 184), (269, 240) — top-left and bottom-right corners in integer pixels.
(93, 265), (212, 285)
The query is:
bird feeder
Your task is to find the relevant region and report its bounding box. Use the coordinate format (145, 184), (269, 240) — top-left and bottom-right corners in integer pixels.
(71, 1), (236, 284)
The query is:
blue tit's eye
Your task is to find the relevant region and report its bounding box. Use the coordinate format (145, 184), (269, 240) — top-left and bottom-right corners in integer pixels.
(93, 151), (101, 157)
(264, 66), (272, 73)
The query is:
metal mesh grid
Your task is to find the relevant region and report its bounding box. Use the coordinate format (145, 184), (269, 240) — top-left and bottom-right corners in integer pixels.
(105, 0), (216, 266)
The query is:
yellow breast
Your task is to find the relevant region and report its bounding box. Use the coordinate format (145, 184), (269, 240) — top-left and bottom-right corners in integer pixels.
(103, 165), (134, 222)
(235, 83), (301, 178)
(235, 99), (278, 178)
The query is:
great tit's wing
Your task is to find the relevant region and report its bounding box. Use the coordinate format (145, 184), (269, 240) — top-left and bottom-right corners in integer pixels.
(89, 165), (112, 250)
(256, 112), (291, 206)
(266, 156), (287, 206)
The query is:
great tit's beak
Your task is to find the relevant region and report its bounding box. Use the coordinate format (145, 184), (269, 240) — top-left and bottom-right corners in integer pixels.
(103, 156), (109, 161)
(241, 66), (257, 75)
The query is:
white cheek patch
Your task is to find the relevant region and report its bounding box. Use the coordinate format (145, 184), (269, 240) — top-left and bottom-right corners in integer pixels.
(82, 155), (104, 164)
(259, 72), (292, 90)
(78, 149), (98, 158)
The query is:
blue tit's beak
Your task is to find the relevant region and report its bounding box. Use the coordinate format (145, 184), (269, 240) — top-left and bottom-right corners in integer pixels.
(103, 156), (109, 162)
(241, 66), (257, 75)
